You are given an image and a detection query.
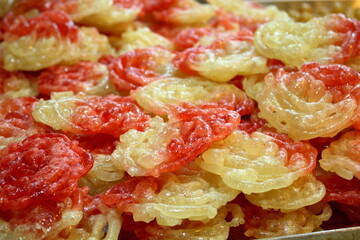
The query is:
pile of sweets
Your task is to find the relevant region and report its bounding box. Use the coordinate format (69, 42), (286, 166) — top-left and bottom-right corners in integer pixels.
(0, 0), (360, 239)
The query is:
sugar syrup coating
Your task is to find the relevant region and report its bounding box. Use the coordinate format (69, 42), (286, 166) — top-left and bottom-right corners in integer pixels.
(320, 130), (360, 180)
(243, 203), (332, 238)
(112, 26), (174, 54)
(32, 92), (150, 138)
(49, 193), (122, 240)
(100, 47), (175, 92)
(101, 163), (240, 226)
(0, 188), (122, 240)
(130, 203), (244, 240)
(207, 0), (288, 23)
(76, 0), (144, 34)
(79, 154), (124, 195)
(257, 63), (360, 140)
(242, 74), (267, 101)
(152, 0), (217, 26)
(173, 33), (269, 82)
(38, 61), (115, 96)
(1, 10), (112, 71)
(196, 130), (317, 194)
(47, 201), (122, 240)
(111, 106), (240, 177)
(255, 14), (360, 67)
(111, 116), (174, 177)
(245, 174), (326, 212)
(132, 77), (253, 115)
(0, 133), (93, 211)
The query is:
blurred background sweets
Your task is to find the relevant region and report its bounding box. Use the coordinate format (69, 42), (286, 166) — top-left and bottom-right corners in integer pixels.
(245, 0), (360, 21)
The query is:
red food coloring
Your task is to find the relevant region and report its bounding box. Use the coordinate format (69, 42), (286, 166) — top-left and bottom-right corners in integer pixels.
(228, 75), (245, 90)
(155, 105), (240, 175)
(230, 94), (255, 116)
(238, 119), (257, 133)
(238, 108), (268, 133)
(140, 0), (176, 13)
(263, 131), (317, 173)
(211, 9), (265, 32)
(119, 215), (149, 239)
(150, 0), (209, 24)
(172, 47), (207, 76)
(38, 61), (105, 95)
(321, 202), (360, 230)
(116, 104), (240, 177)
(2, 10), (79, 42)
(69, 133), (119, 155)
(69, 95), (150, 137)
(199, 93), (255, 116)
(0, 97), (46, 138)
(318, 173), (360, 205)
(101, 48), (172, 92)
(275, 63), (360, 106)
(0, 187), (93, 231)
(0, 200), (64, 230)
(301, 62), (360, 88)
(173, 31), (254, 76)
(62, 187), (93, 212)
(325, 14), (360, 64)
(152, 9), (181, 24)
(150, 23), (183, 40)
(173, 27), (215, 50)
(241, 196), (279, 231)
(267, 59), (286, 74)
(299, 63), (360, 124)
(101, 177), (159, 210)
(0, 133), (93, 210)
(309, 137), (338, 156)
(114, 0), (143, 9)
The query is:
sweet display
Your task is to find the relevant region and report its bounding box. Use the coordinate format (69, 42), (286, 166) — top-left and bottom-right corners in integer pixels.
(0, 0), (360, 239)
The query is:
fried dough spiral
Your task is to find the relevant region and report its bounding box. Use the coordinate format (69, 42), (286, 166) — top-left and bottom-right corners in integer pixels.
(320, 130), (360, 180)
(102, 163), (239, 226)
(196, 130), (317, 194)
(257, 64), (359, 140)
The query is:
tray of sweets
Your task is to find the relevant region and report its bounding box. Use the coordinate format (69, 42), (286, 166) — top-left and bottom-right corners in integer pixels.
(0, 0), (360, 239)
